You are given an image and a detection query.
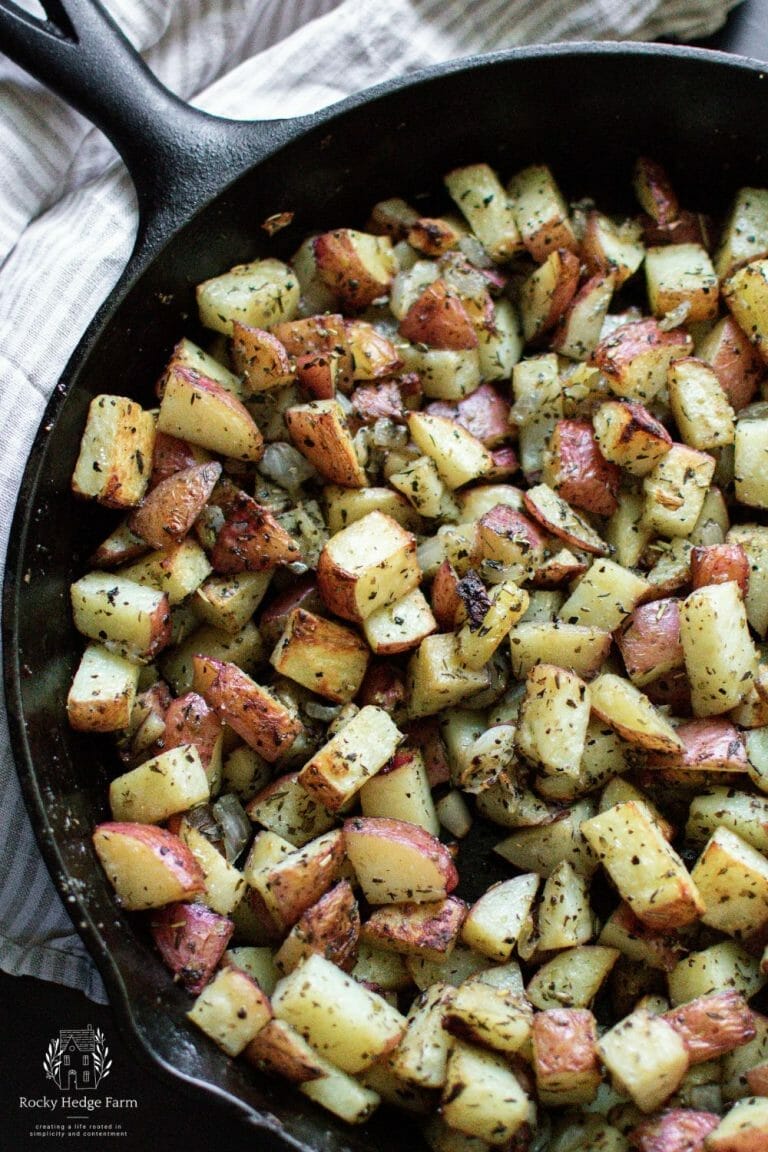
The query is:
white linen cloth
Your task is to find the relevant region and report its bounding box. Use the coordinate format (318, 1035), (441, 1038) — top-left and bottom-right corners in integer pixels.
(0, 0), (741, 1004)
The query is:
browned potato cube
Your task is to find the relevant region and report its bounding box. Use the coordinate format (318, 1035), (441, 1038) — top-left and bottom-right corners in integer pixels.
(270, 608), (369, 703)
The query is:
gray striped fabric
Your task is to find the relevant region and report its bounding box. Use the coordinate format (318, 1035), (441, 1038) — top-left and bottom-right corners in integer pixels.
(0, 0), (740, 1003)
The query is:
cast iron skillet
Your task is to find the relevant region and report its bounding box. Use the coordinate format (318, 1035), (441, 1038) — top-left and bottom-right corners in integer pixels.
(4, 1), (768, 1147)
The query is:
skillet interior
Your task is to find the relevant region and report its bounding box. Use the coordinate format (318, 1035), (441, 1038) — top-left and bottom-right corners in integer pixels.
(6, 42), (768, 1151)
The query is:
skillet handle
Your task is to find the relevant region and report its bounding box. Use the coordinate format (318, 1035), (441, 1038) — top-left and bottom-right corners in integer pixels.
(0, 0), (290, 255)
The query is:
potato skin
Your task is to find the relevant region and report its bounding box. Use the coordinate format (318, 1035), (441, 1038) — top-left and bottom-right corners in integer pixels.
(661, 989), (756, 1063)
(629, 1108), (720, 1152)
(150, 902), (233, 993)
(544, 419), (621, 516)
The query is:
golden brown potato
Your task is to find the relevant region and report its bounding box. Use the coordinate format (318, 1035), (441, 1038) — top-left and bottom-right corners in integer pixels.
(360, 896), (467, 962)
(531, 1008), (601, 1106)
(662, 990), (756, 1065)
(194, 656), (303, 762)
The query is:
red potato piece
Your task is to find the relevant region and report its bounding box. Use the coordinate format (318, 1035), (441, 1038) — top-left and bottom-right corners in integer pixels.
(629, 1109), (721, 1152)
(92, 822), (206, 910)
(430, 560), (463, 630)
(150, 902), (233, 993)
(257, 573), (322, 649)
(520, 247), (581, 344)
(149, 432), (206, 487)
(129, 461), (222, 548)
(591, 317), (693, 403)
(487, 446), (520, 480)
(475, 503), (547, 574)
(345, 319), (403, 380)
(162, 692), (222, 779)
(211, 489), (301, 573)
(360, 896), (468, 962)
(661, 990), (756, 1064)
(344, 816), (458, 904)
(544, 418), (621, 517)
(399, 279), (479, 351)
(275, 879), (360, 973)
(402, 719), (451, 787)
(407, 216), (462, 256)
(295, 351), (340, 399)
(633, 156), (680, 225)
(194, 656), (303, 762)
(313, 229), (396, 311)
(357, 661), (407, 714)
(691, 543), (750, 596)
(427, 382), (512, 447)
(531, 549), (589, 588)
(641, 208), (714, 249)
(615, 599), (684, 687)
(231, 322), (295, 393)
(157, 366), (264, 462)
(523, 483), (609, 555)
(531, 1008), (601, 1102)
(698, 316), (763, 412)
(645, 718), (748, 773)
(351, 381), (406, 425)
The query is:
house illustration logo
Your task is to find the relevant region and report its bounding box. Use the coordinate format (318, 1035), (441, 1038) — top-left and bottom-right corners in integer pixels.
(43, 1026), (112, 1091)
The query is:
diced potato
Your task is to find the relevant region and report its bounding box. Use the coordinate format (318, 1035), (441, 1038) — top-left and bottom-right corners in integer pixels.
(441, 1040), (529, 1145)
(516, 663), (591, 778)
(71, 394), (155, 508)
(274, 879), (359, 974)
(194, 571), (272, 636)
(559, 559), (649, 633)
(272, 952), (405, 1073)
(67, 643), (140, 732)
(119, 538), (212, 606)
(668, 357), (735, 450)
(359, 749), (440, 836)
(507, 163), (578, 262)
(196, 657), (303, 762)
(532, 1008), (601, 1106)
(508, 620), (611, 681)
(581, 800), (704, 930)
(444, 163), (522, 262)
(456, 581), (528, 671)
(313, 229), (396, 311)
(495, 800), (598, 879)
(363, 588), (437, 656)
(583, 209), (645, 287)
(317, 510), (421, 623)
(593, 399), (672, 476)
(519, 247), (581, 344)
(735, 415), (768, 508)
(588, 673), (683, 753)
(597, 1009), (688, 1113)
(407, 633), (491, 720)
(668, 941), (766, 1007)
(443, 981), (533, 1054)
(461, 874), (540, 962)
(285, 399), (367, 487)
(187, 966), (271, 1057)
(661, 989), (756, 1065)
(344, 815), (458, 905)
(723, 257), (768, 361)
(679, 581), (758, 716)
(109, 745), (209, 824)
(157, 365), (264, 462)
(407, 411), (493, 490)
(175, 819), (246, 916)
(526, 945), (619, 1010)
(196, 258), (299, 336)
(687, 787), (768, 856)
(592, 317), (692, 404)
(642, 442), (716, 538)
(361, 896), (467, 962)
(70, 572), (171, 664)
(298, 705), (402, 811)
(715, 187), (768, 278)
(270, 607), (369, 703)
(246, 771), (335, 847)
(691, 825), (768, 939)
(244, 828), (344, 932)
(645, 243), (719, 323)
(92, 821), (205, 910)
(537, 861), (594, 951)
(300, 1052), (381, 1125)
(705, 1096), (768, 1151)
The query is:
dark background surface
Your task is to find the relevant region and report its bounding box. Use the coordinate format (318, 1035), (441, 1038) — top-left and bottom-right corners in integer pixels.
(3, 3), (768, 1150)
